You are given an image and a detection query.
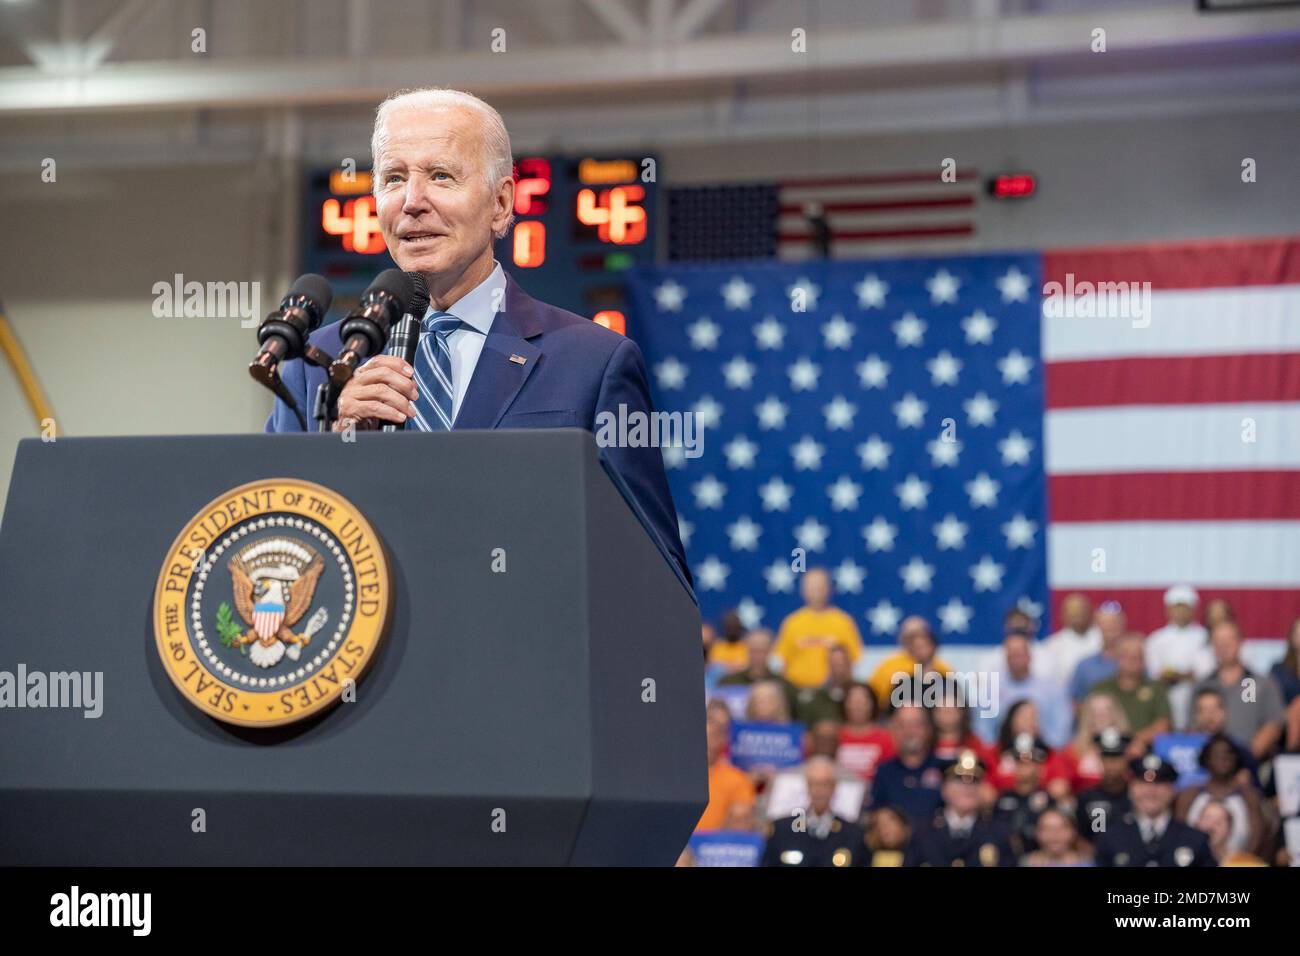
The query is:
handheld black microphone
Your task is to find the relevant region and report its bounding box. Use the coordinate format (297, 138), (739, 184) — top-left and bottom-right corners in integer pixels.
(380, 272), (430, 433)
(248, 273), (333, 385)
(328, 269), (417, 390)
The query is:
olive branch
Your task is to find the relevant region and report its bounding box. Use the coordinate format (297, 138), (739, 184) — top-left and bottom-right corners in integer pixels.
(214, 601), (247, 655)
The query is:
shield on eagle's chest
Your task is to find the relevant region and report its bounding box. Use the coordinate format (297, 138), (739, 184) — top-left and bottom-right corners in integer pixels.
(252, 601), (285, 640)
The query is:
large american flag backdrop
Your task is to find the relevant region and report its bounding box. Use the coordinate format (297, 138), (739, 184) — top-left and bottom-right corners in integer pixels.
(626, 236), (1300, 644)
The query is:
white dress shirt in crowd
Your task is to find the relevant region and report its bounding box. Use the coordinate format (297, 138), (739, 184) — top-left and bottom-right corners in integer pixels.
(1137, 812), (1171, 845)
(806, 809), (836, 840)
(1034, 625), (1102, 687)
(1146, 622), (1213, 729)
(1145, 622), (1214, 681)
(945, 810), (977, 837)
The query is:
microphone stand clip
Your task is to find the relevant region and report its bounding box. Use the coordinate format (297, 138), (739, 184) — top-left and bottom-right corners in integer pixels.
(303, 345), (339, 433)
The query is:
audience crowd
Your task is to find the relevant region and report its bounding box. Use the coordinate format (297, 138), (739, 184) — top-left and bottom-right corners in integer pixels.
(684, 568), (1300, 867)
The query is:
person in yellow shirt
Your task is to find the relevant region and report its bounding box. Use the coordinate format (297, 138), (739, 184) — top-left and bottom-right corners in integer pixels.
(706, 609), (750, 673)
(696, 702), (757, 831)
(868, 615), (953, 709)
(773, 568), (863, 689)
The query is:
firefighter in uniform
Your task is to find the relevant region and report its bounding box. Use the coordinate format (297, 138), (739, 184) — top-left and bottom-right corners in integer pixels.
(762, 755), (866, 867)
(1094, 752), (1214, 867)
(1075, 728), (1134, 843)
(906, 749), (1013, 867)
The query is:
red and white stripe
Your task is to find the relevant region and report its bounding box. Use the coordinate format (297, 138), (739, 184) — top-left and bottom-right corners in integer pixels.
(253, 608), (285, 641)
(777, 170), (979, 260)
(1043, 236), (1300, 640)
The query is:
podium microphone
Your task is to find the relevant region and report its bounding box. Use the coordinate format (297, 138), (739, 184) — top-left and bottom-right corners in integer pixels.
(248, 273), (333, 383)
(380, 271), (430, 433)
(329, 269), (419, 391)
(248, 273), (333, 429)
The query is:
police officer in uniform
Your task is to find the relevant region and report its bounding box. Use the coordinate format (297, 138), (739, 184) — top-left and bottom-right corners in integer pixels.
(906, 749), (1013, 867)
(762, 755), (866, 867)
(992, 733), (1056, 858)
(1094, 752), (1214, 867)
(1075, 728), (1134, 843)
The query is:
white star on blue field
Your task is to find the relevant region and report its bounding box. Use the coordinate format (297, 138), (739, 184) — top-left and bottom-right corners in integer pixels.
(628, 256), (1047, 644)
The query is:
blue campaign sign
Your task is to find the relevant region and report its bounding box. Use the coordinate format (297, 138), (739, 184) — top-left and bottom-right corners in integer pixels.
(729, 720), (804, 771)
(689, 831), (766, 868)
(1153, 733), (1209, 789)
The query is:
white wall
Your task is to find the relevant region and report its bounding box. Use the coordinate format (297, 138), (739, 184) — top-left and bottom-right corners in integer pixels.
(0, 163), (289, 514)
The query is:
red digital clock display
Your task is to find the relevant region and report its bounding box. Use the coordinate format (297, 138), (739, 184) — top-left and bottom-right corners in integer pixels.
(509, 156), (650, 269)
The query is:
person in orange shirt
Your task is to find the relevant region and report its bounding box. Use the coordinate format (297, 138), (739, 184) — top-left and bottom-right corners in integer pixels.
(773, 568), (863, 689)
(868, 616), (953, 709)
(696, 703), (757, 832)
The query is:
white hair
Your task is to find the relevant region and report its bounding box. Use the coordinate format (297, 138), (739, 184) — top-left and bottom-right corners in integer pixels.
(804, 755), (837, 778)
(370, 87), (514, 235)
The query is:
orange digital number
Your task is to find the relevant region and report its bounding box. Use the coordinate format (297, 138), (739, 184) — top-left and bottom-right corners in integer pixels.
(576, 185), (647, 244)
(321, 196), (386, 254)
(513, 220), (546, 268)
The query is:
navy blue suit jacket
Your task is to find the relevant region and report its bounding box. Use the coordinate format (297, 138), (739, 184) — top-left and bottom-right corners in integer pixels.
(265, 273), (692, 590)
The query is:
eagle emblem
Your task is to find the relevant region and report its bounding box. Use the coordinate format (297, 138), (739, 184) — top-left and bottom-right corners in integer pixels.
(227, 537), (327, 669)
(154, 478), (392, 727)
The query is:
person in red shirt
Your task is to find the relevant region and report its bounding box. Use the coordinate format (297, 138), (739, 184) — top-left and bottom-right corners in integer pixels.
(1053, 691), (1132, 798)
(989, 699), (1070, 792)
(932, 698), (997, 768)
(932, 696), (999, 808)
(837, 682), (895, 782)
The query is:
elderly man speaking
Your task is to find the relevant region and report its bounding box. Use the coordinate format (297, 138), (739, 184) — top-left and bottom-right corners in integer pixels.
(266, 88), (690, 586)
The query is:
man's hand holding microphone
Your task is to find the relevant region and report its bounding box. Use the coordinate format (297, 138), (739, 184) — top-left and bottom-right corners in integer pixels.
(328, 269), (429, 432)
(333, 356), (420, 431)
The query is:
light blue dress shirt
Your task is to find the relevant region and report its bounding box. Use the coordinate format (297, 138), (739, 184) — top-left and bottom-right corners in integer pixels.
(422, 261), (506, 422)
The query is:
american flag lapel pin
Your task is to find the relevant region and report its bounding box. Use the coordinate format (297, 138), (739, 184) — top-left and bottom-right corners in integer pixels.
(509, 354), (527, 365)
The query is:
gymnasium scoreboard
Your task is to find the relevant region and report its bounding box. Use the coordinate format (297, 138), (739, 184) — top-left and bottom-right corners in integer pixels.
(301, 154), (660, 335)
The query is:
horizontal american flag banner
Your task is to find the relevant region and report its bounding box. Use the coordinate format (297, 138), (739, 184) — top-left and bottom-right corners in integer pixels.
(626, 236), (1300, 644)
(667, 169), (981, 263)
(776, 170), (980, 259)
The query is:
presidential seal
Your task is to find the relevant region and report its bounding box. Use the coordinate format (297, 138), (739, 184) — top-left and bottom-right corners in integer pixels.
(153, 478), (391, 727)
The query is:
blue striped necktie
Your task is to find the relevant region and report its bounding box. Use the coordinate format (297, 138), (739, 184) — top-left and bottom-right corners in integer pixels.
(408, 312), (462, 431)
